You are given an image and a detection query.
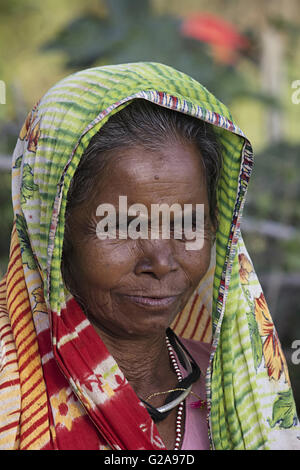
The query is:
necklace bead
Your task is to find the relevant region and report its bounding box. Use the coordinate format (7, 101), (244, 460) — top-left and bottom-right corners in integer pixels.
(166, 336), (184, 450)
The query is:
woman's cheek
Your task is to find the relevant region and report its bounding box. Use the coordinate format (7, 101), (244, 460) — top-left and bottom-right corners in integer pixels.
(175, 235), (212, 280)
(78, 238), (136, 289)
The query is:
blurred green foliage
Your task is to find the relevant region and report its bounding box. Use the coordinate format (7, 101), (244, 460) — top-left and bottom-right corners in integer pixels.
(244, 142), (300, 273)
(247, 143), (300, 225)
(41, 0), (276, 106)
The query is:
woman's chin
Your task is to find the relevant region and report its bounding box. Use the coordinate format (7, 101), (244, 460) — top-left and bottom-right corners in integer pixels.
(106, 308), (180, 339)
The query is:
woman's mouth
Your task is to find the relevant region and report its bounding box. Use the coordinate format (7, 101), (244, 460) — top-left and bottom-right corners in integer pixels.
(121, 294), (181, 308)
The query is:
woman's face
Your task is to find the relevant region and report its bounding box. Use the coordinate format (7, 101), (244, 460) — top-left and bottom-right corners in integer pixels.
(64, 140), (215, 339)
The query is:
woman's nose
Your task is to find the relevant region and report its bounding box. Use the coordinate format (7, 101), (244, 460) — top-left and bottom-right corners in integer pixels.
(134, 240), (179, 280)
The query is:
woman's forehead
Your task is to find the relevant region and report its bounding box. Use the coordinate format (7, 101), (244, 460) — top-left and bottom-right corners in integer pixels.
(82, 142), (208, 210)
(101, 141), (206, 183)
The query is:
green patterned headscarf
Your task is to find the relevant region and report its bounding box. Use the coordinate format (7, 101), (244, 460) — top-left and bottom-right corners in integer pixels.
(11, 62), (300, 449)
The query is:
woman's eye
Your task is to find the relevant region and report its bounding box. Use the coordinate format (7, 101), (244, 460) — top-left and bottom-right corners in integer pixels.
(107, 215), (200, 240)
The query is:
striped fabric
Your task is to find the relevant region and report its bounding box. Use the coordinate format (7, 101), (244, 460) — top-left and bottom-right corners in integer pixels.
(0, 225), (50, 449)
(0, 62), (299, 449)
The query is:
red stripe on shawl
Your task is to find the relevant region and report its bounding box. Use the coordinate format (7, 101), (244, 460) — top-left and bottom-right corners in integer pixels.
(7, 286), (27, 313)
(1, 347), (18, 359)
(157, 92), (165, 104)
(18, 350), (43, 376)
(10, 409), (21, 417)
(6, 273), (25, 308)
(10, 304), (31, 330)
(6, 251), (22, 279)
(0, 419), (20, 434)
(179, 293), (200, 337)
(21, 387), (47, 416)
(20, 413), (50, 449)
(18, 343), (41, 380)
(14, 317), (36, 348)
(0, 378), (20, 391)
(6, 251), (22, 275)
(200, 315), (211, 342)
(8, 239), (19, 262)
(171, 96), (178, 109)
(19, 360), (44, 389)
(0, 329), (13, 341)
(0, 323), (10, 334)
(172, 310), (181, 332)
(189, 304), (205, 339)
(0, 338), (16, 349)
(2, 356), (18, 366)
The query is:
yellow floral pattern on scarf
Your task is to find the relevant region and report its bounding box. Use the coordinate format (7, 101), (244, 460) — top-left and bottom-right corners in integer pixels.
(238, 252), (290, 384)
(19, 106), (40, 152)
(50, 388), (83, 431)
(238, 253), (253, 284)
(254, 292), (290, 383)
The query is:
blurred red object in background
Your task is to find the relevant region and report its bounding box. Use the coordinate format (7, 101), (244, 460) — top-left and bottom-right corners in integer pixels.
(181, 13), (250, 65)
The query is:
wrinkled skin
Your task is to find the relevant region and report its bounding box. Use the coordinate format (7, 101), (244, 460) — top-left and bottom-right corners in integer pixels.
(63, 140), (215, 449)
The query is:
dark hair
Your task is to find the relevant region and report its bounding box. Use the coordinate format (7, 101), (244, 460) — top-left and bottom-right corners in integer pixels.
(65, 99), (223, 226)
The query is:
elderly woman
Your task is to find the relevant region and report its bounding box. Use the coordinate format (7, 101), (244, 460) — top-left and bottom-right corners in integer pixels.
(0, 62), (299, 450)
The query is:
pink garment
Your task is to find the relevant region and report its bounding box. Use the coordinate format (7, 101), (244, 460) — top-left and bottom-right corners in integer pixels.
(178, 338), (211, 450)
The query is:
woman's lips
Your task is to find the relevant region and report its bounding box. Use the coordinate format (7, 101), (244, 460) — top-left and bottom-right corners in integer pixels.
(121, 294), (180, 308)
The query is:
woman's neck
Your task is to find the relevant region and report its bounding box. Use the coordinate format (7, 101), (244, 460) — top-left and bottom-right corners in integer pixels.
(92, 324), (185, 450)
(92, 325), (177, 401)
